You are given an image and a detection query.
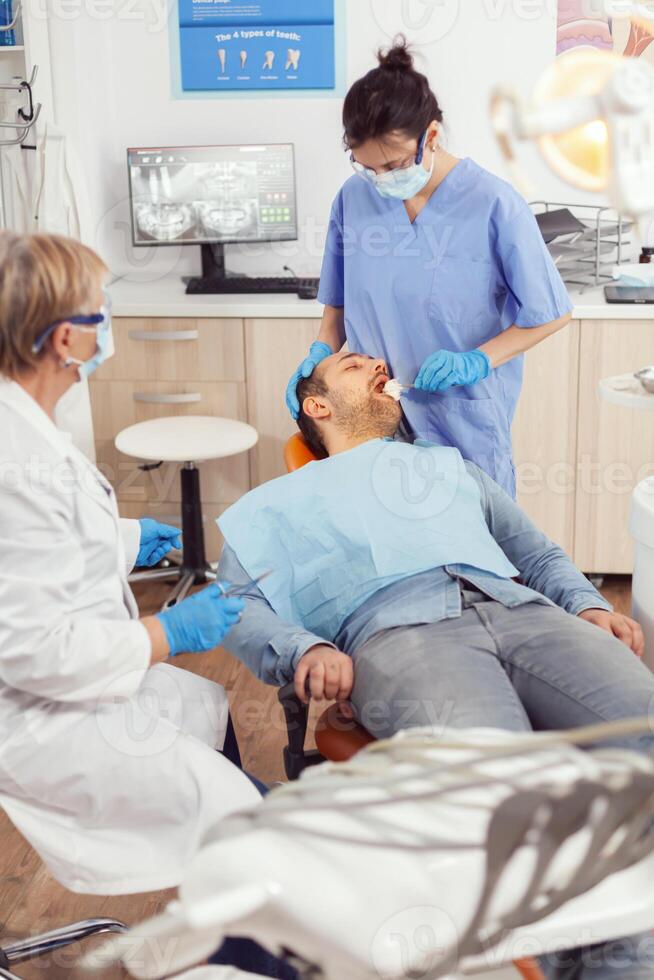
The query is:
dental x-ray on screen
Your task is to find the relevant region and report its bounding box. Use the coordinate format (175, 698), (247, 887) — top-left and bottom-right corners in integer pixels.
(127, 143), (297, 246)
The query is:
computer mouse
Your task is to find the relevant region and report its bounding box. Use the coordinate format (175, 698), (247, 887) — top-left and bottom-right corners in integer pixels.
(298, 285), (319, 300)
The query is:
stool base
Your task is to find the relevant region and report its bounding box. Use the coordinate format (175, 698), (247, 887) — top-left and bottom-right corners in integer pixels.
(128, 461), (218, 611)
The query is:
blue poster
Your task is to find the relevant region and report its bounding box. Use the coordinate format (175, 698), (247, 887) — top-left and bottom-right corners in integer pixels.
(178, 0), (335, 92)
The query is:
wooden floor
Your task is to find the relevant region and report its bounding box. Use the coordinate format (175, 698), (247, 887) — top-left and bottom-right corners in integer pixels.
(0, 576), (634, 978)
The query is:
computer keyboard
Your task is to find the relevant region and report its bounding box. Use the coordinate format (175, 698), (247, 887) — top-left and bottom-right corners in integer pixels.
(185, 276), (320, 297)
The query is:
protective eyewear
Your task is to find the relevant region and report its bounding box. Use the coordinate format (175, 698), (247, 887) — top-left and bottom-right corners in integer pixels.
(350, 130), (427, 183)
(31, 289), (113, 355)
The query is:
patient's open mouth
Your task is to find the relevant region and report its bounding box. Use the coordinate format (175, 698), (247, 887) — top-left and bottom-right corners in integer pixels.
(373, 374), (390, 394)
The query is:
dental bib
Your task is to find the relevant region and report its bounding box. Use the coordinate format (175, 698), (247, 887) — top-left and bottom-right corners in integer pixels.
(218, 440), (518, 642)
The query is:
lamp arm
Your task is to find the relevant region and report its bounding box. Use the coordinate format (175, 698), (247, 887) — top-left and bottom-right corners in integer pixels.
(518, 95), (602, 137)
(490, 88), (600, 198)
(489, 88), (537, 198)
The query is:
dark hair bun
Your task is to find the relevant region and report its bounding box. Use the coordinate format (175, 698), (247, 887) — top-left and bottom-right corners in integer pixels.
(343, 33), (442, 147)
(377, 37), (414, 72)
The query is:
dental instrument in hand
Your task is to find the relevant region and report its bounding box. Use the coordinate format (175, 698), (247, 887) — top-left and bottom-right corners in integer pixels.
(383, 379), (416, 400)
(218, 571), (272, 598)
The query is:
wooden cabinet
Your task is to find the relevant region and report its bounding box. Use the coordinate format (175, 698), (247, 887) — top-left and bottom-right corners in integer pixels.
(574, 319), (654, 574)
(245, 317), (319, 485)
(90, 311), (654, 575)
(98, 317), (245, 383)
(512, 322), (580, 555)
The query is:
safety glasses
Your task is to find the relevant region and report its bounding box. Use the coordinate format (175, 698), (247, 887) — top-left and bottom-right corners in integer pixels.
(349, 130), (427, 183)
(31, 288), (112, 355)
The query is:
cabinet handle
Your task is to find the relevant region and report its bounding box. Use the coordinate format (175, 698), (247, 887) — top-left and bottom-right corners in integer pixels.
(133, 392), (202, 404)
(128, 329), (199, 342)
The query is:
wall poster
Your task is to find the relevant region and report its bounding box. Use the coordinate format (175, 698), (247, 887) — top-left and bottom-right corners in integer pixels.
(178, 0), (336, 92)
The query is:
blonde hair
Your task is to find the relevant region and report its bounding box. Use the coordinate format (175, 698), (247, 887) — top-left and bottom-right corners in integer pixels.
(0, 231), (108, 377)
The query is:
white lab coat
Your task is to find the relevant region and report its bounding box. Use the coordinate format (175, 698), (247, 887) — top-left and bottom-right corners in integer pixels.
(1, 119), (97, 462)
(0, 379), (260, 895)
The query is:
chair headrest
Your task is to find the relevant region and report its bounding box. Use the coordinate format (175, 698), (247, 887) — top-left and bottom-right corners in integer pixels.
(284, 433), (317, 472)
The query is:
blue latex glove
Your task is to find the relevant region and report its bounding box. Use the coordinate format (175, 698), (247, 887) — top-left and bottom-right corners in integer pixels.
(414, 349), (492, 392)
(137, 518), (182, 567)
(156, 583), (245, 657)
(285, 341), (333, 419)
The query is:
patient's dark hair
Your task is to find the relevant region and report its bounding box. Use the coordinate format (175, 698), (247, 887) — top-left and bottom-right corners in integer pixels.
(297, 374), (330, 460)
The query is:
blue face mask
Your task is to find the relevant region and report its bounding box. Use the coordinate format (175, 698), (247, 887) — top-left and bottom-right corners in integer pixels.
(32, 290), (114, 381)
(351, 131), (435, 201)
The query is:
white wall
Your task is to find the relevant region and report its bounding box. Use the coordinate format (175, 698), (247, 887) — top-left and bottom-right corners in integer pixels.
(44, 0), (606, 283)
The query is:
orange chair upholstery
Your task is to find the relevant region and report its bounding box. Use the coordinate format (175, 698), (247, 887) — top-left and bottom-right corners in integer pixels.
(284, 432), (319, 472)
(281, 435), (543, 980)
(314, 704), (376, 762)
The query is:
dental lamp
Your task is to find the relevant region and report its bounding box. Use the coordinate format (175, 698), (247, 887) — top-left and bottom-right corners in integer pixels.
(490, 3), (654, 223)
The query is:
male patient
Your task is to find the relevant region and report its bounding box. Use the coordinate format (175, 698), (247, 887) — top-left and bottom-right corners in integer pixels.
(218, 352), (654, 978)
(218, 351), (653, 754)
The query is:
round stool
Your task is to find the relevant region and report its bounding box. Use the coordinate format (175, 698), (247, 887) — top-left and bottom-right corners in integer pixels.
(115, 415), (258, 610)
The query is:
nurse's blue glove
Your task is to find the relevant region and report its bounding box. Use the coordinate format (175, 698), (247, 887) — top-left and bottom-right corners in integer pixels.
(414, 349), (492, 392)
(155, 583), (245, 657)
(285, 341), (333, 419)
(137, 518), (182, 567)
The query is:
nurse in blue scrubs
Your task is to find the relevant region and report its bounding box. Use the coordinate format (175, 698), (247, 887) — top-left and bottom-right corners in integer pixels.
(285, 40), (572, 497)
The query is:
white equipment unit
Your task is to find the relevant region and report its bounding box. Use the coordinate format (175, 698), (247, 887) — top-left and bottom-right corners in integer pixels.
(88, 725), (654, 980)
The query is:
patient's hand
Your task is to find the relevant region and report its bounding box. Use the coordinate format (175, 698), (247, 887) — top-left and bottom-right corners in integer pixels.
(294, 645), (354, 705)
(578, 608), (645, 658)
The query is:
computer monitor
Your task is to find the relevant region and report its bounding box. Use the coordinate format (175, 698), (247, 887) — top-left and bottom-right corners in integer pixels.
(126, 142), (298, 284)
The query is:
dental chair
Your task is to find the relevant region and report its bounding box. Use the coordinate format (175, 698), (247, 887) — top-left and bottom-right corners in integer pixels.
(89, 722), (654, 980)
(280, 433), (543, 980)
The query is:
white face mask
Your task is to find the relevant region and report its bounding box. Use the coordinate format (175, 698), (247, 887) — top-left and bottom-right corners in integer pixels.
(351, 130), (435, 200)
(31, 290), (115, 380)
(64, 315), (115, 380)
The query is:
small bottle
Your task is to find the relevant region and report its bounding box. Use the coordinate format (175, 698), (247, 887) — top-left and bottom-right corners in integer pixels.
(639, 247), (654, 264)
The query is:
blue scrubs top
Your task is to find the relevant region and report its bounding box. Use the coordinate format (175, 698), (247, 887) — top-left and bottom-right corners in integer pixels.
(317, 157), (572, 497)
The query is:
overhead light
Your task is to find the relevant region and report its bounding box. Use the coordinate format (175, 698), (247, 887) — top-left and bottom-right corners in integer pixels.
(491, 15), (654, 219)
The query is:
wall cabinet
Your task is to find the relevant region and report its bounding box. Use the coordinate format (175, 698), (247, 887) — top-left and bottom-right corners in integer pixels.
(245, 317), (319, 487)
(574, 320), (654, 574)
(90, 314), (654, 572)
(512, 321), (580, 556)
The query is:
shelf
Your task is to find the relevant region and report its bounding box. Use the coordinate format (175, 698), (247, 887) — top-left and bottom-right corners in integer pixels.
(0, 45), (24, 52)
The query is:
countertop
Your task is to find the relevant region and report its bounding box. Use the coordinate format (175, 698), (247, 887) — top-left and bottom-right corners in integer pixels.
(109, 277), (654, 321)
(110, 276), (323, 319)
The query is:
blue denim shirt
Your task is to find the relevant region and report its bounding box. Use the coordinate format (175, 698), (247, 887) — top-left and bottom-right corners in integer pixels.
(218, 460), (610, 686)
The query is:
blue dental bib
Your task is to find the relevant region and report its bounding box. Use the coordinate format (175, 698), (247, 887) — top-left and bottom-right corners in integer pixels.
(218, 440), (518, 642)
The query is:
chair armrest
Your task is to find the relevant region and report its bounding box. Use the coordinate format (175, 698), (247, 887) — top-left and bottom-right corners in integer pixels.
(277, 683), (323, 781)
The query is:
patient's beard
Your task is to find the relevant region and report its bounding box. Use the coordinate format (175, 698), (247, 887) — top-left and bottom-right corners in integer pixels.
(329, 389), (401, 446)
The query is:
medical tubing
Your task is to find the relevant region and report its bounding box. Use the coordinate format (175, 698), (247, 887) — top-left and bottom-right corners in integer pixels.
(214, 715), (654, 833)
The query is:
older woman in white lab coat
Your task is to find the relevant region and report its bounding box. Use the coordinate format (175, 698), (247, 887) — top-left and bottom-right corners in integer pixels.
(0, 232), (260, 896)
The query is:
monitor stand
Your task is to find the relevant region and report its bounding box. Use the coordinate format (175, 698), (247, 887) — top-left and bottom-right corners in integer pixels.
(184, 243), (229, 294)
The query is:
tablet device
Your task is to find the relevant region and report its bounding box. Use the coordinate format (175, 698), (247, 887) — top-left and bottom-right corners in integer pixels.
(604, 285), (654, 304)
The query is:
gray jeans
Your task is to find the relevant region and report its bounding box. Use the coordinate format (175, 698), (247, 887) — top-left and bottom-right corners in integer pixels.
(350, 584), (654, 979)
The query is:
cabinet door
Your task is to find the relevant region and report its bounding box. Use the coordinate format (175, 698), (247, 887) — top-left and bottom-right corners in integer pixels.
(512, 321), (580, 555)
(245, 318), (321, 486)
(95, 318), (245, 383)
(574, 319), (654, 574)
